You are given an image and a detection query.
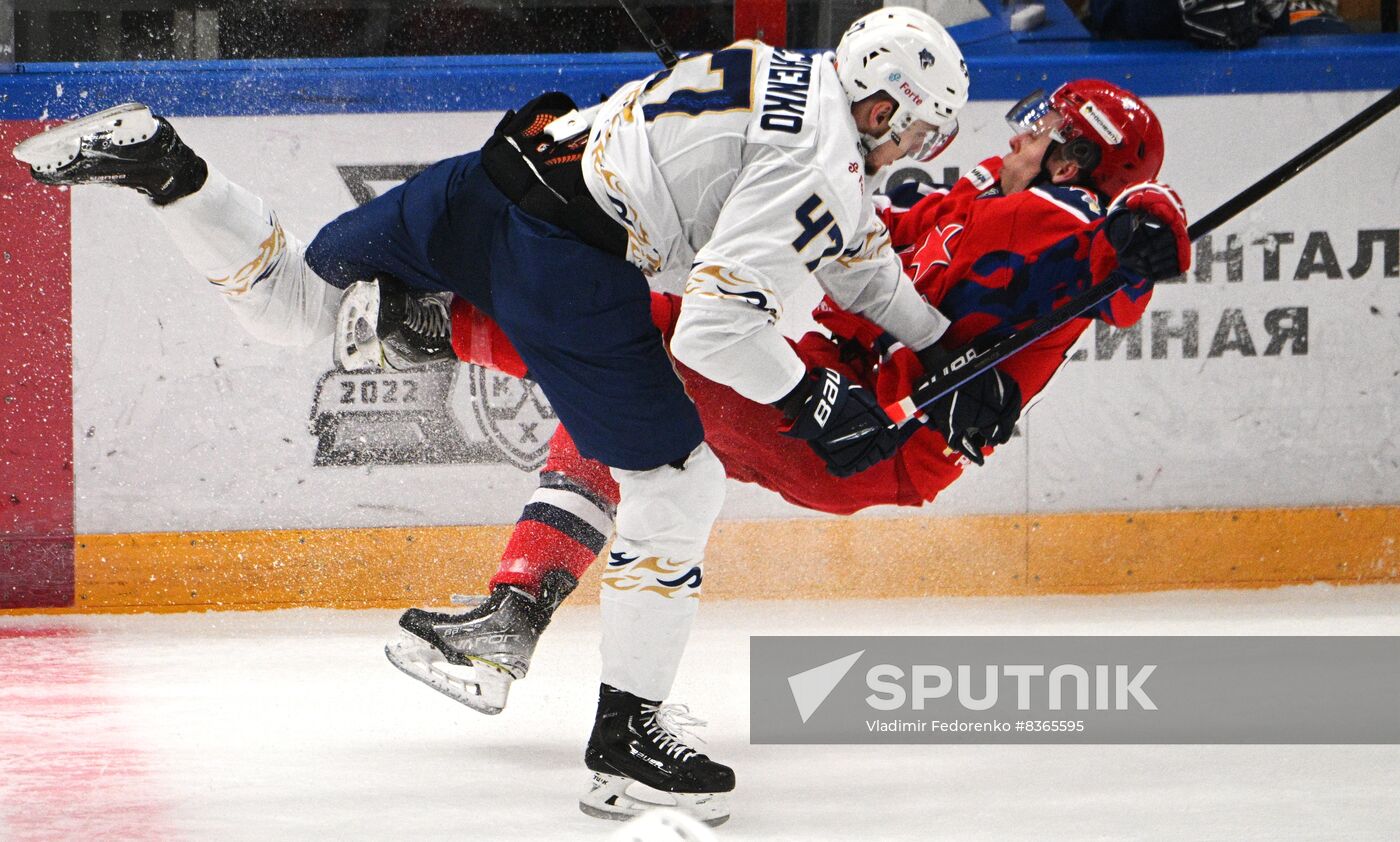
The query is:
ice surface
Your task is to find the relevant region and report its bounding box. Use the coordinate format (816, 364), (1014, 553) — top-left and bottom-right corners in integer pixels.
(3, 585), (1399, 840)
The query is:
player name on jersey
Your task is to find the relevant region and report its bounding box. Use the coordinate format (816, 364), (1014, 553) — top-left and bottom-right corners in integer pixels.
(761, 50), (813, 135)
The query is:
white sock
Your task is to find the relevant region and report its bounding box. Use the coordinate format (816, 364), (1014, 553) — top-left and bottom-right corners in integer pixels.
(155, 166), (338, 346)
(599, 444), (724, 701)
(599, 544), (703, 701)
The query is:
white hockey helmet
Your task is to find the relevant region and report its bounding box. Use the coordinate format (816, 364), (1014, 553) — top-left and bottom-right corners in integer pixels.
(834, 6), (969, 161)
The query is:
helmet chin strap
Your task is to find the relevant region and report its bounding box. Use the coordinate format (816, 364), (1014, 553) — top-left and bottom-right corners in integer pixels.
(1029, 141), (1060, 190)
(857, 125), (893, 157)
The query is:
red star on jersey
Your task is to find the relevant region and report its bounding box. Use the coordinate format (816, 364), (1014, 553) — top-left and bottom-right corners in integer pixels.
(907, 222), (964, 281)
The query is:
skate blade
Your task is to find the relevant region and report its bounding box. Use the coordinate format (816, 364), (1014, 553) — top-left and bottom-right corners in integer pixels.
(334, 280), (385, 372)
(13, 103), (157, 172)
(580, 773), (730, 828)
(384, 634), (512, 715)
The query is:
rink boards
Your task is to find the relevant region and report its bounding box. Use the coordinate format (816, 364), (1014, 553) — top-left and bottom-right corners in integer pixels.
(2, 50), (1399, 609)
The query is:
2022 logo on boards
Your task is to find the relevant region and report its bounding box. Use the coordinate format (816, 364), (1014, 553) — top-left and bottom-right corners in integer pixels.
(308, 164), (558, 472)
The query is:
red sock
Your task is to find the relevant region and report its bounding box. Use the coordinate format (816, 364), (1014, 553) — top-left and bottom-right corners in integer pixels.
(449, 297), (529, 379)
(490, 427), (620, 595)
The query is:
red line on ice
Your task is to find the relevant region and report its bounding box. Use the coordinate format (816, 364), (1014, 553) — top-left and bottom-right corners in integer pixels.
(0, 625), (170, 840)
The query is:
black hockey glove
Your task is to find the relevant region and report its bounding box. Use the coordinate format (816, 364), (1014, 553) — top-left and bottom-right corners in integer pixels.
(777, 367), (900, 478)
(1180, 0), (1264, 49)
(914, 346), (1022, 467)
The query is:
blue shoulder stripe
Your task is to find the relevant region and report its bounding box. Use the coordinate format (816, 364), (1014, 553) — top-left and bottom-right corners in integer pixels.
(1028, 185), (1107, 224)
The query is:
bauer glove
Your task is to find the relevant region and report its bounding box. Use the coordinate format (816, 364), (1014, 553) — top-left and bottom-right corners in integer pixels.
(1102, 182), (1191, 283)
(913, 346), (1022, 467)
(777, 367), (901, 477)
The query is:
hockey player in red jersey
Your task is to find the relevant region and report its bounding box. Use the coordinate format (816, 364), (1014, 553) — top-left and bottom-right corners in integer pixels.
(368, 77), (1191, 710)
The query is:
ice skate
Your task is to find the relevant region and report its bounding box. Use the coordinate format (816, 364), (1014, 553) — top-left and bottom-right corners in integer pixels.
(13, 102), (207, 204)
(384, 569), (576, 714)
(579, 684), (734, 827)
(335, 275), (454, 372)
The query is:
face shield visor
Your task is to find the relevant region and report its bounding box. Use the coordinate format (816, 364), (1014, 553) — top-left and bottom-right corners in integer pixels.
(890, 117), (959, 163)
(1005, 89), (1075, 144)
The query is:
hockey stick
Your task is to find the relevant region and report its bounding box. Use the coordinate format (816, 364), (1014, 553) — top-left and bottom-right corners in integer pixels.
(617, 0), (679, 68)
(884, 82), (1400, 425)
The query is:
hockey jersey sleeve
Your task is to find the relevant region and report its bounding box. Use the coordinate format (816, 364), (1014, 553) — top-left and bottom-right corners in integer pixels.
(670, 146), (946, 406)
(1088, 221), (1155, 328)
(822, 176), (1160, 417)
(813, 212), (949, 357)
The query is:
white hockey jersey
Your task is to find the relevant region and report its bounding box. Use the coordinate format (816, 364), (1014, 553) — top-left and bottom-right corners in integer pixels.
(581, 42), (949, 405)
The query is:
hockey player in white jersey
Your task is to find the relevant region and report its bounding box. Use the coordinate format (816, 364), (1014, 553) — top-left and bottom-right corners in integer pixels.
(388, 10), (990, 825)
(388, 10), (981, 826)
(13, 7), (998, 826)
(585, 25), (966, 412)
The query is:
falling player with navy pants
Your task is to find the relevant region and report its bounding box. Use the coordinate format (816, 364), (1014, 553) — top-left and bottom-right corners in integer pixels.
(13, 7), (1018, 825)
(302, 150), (704, 472)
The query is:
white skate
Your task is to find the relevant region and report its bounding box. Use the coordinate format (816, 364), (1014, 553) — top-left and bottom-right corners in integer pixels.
(335, 276), (453, 372)
(13, 102), (159, 173)
(335, 279), (386, 372)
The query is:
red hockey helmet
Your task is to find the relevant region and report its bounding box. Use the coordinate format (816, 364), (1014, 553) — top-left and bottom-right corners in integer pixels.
(1006, 79), (1164, 198)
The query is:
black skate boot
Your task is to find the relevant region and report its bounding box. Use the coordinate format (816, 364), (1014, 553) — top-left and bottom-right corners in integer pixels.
(13, 103), (207, 205)
(384, 569), (576, 714)
(580, 684), (735, 826)
(335, 275), (454, 372)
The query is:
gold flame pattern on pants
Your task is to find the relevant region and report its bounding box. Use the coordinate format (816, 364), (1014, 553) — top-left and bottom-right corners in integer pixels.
(602, 552), (702, 599)
(207, 214), (285, 297)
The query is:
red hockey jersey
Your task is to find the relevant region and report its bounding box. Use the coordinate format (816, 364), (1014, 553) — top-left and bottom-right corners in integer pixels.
(452, 157), (1156, 514)
(794, 156), (1156, 506)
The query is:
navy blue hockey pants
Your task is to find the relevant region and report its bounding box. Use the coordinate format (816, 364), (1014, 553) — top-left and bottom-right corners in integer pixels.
(304, 151), (704, 471)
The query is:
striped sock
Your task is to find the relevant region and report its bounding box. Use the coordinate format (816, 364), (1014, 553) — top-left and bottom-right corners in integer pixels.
(490, 471), (618, 595)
